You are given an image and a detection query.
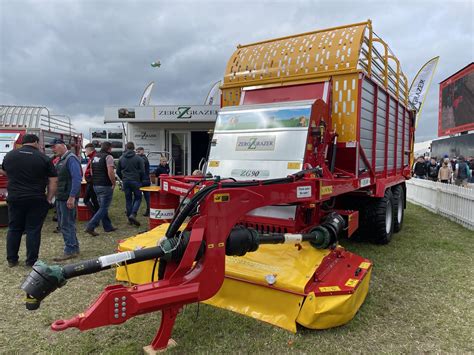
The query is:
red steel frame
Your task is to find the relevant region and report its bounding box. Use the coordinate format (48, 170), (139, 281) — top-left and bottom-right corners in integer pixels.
(50, 179), (371, 350)
(48, 72), (412, 351)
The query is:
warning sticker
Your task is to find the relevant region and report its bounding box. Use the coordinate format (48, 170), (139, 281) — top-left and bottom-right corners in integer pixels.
(287, 162), (301, 170)
(319, 286), (341, 292)
(320, 185), (333, 196)
(214, 193), (230, 203)
(297, 186), (312, 198)
(345, 278), (359, 288)
(359, 262), (371, 269)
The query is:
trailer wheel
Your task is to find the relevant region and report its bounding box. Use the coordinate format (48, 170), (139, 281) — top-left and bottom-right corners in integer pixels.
(368, 189), (394, 244)
(392, 185), (404, 233)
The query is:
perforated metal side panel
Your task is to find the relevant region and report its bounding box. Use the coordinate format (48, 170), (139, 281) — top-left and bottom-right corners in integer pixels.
(404, 110), (410, 162)
(223, 24), (366, 87)
(375, 91), (387, 171)
(360, 78), (375, 167)
(397, 103), (404, 169)
(388, 98), (396, 170)
(332, 73), (359, 142)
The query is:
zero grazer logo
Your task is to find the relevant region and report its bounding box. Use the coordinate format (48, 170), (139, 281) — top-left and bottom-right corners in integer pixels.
(236, 136), (276, 151)
(177, 107), (191, 119)
(150, 208), (175, 220)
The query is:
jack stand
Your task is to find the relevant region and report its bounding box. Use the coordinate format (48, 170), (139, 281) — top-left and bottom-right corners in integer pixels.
(143, 339), (177, 354)
(143, 307), (180, 353)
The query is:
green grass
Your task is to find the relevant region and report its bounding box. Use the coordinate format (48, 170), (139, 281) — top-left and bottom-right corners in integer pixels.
(0, 193), (472, 354)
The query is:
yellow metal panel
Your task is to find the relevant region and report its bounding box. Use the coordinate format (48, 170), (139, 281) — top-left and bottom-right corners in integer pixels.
(116, 228), (370, 331)
(224, 243), (330, 293)
(204, 278), (303, 332)
(222, 87), (242, 107)
(331, 73), (359, 142)
(296, 268), (371, 329)
(222, 22), (367, 92)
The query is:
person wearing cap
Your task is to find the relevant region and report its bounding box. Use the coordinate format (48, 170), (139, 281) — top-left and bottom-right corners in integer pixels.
(136, 147), (151, 217)
(48, 138), (82, 261)
(1, 134), (57, 267)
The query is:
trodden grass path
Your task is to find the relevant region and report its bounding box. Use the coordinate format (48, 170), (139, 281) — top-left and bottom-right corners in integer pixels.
(0, 191), (472, 353)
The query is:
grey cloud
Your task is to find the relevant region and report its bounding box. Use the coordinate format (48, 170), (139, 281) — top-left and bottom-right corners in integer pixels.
(1, 0), (472, 141)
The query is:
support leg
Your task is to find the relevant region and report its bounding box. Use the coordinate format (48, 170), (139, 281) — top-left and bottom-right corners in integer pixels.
(145, 307), (180, 352)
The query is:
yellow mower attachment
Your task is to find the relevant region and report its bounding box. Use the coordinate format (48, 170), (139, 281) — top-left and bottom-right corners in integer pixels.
(116, 224), (372, 332)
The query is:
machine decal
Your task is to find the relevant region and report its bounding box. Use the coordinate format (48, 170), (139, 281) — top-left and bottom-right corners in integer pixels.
(216, 107), (311, 131)
(231, 169), (270, 178)
(162, 181), (168, 191)
(345, 279), (359, 288)
(214, 193), (230, 203)
(98, 251), (135, 268)
(236, 136), (276, 151)
(319, 286), (341, 292)
(170, 185), (188, 194)
(150, 208), (175, 220)
(360, 178), (371, 187)
(208, 160), (220, 167)
(287, 162), (302, 169)
(320, 185), (333, 196)
(297, 186), (312, 198)
(359, 262), (371, 269)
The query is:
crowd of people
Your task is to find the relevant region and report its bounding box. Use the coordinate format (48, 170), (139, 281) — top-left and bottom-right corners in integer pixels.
(412, 155), (474, 187)
(1, 134), (170, 267)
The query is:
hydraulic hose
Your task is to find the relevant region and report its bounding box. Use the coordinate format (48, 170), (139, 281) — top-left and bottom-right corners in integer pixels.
(23, 171), (326, 310)
(165, 169), (321, 249)
(21, 234), (202, 311)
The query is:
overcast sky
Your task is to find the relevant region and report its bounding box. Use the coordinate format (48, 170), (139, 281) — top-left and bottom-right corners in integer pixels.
(0, 0), (472, 142)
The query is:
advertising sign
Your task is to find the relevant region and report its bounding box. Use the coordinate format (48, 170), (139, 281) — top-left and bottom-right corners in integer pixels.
(208, 102), (312, 180)
(408, 56), (439, 128)
(104, 105), (219, 123)
(139, 81), (155, 106)
(127, 124), (165, 166)
(438, 63), (474, 136)
(89, 128), (125, 159)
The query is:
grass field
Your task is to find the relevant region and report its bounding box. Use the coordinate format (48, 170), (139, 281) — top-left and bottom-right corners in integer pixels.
(0, 192), (472, 354)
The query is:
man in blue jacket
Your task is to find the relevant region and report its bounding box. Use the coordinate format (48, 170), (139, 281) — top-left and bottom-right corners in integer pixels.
(49, 138), (82, 261)
(117, 142), (145, 226)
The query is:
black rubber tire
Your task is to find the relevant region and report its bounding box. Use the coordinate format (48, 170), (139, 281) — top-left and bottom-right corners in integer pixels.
(392, 184), (405, 233)
(366, 189), (394, 244)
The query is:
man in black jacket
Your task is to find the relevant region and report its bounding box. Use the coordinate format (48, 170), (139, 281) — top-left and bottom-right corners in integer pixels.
(413, 156), (427, 179)
(1, 134), (58, 267)
(117, 142), (145, 226)
(136, 147), (151, 217)
(153, 156), (170, 185)
(427, 158), (440, 182)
